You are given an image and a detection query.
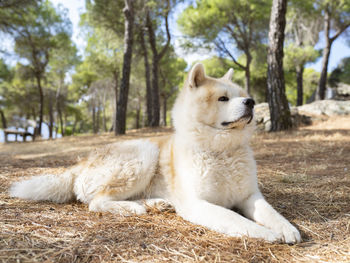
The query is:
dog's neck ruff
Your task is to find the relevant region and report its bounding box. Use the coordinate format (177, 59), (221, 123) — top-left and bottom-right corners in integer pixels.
(174, 122), (254, 153)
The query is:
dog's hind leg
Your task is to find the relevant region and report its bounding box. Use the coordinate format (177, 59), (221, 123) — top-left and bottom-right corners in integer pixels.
(82, 140), (160, 216)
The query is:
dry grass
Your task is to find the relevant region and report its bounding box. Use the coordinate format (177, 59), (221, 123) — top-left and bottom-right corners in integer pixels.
(1, 117), (350, 262)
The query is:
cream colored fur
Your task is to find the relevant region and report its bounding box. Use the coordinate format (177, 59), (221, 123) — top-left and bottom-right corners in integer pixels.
(9, 63), (301, 244)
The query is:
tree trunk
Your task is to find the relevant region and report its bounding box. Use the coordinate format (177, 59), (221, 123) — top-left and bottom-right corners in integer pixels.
(0, 109), (7, 129)
(92, 105), (96, 134)
(245, 52), (252, 95)
(163, 95), (167, 126)
(103, 106), (107, 132)
(57, 107), (64, 136)
(72, 117), (78, 135)
(48, 93), (54, 139)
(296, 65), (304, 106)
(146, 12), (160, 127)
(267, 0), (292, 131)
(139, 26), (153, 127)
(150, 55), (160, 126)
(316, 9), (331, 101)
(35, 74), (44, 136)
(56, 78), (64, 136)
(115, 0), (134, 135)
(96, 104), (100, 133)
(135, 101), (140, 129)
(146, 1), (171, 127)
(113, 70), (119, 133)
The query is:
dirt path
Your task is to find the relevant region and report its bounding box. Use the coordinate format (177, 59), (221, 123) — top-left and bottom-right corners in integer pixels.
(1, 118), (349, 262)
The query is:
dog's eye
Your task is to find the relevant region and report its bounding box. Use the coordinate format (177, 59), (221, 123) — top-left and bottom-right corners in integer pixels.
(218, 96), (229, 102)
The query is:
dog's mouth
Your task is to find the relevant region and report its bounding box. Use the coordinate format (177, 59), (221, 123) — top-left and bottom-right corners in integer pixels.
(221, 113), (253, 128)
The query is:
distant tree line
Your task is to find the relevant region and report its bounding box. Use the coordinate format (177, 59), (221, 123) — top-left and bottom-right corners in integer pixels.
(0, 0), (349, 135)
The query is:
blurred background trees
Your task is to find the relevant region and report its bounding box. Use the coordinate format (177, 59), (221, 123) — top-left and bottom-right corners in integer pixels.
(0, 0), (349, 137)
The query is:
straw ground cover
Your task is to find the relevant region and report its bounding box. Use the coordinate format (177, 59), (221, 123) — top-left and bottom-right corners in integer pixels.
(1, 117), (349, 262)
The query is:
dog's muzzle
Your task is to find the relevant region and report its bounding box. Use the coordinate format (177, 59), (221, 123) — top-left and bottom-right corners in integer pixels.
(221, 98), (255, 127)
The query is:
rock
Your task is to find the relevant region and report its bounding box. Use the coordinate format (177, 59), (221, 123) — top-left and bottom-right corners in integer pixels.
(254, 103), (311, 131)
(297, 100), (350, 116)
(254, 99), (350, 131)
(334, 83), (350, 100)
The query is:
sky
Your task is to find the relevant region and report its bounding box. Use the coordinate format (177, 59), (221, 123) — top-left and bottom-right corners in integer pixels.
(11, 0), (350, 73)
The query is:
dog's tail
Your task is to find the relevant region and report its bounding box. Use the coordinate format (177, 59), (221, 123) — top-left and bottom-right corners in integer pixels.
(9, 171), (75, 203)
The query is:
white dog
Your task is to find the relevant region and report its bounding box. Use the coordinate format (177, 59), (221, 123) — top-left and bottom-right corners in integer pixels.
(10, 63), (301, 243)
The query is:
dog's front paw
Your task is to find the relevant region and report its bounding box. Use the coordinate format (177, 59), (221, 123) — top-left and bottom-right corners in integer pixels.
(274, 222), (301, 244)
(239, 224), (282, 243)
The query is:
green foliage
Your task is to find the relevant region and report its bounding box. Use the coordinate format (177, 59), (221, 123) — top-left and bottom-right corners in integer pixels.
(284, 45), (320, 70)
(329, 57), (350, 86)
(0, 59), (13, 82)
(14, 1), (72, 71)
(84, 0), (125, 34)
(285, 68), (320, 105)
(178, 0), (271, 93)
(178, 0), (271, 54)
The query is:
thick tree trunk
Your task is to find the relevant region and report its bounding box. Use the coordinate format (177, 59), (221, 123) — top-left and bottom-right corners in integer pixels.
(0, 109), (7, 129)
(115, 0), (134, 135)
(35, 74), (44, 136)
(296, 65), (304, 106)
(267, 0), (292, 131)
(316, 9), (331, 101)
(316, 44), (331, 100)
(139, 27), (153, 127)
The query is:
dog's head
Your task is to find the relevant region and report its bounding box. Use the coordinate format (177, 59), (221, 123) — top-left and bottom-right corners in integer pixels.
(172, 63), (255, 149)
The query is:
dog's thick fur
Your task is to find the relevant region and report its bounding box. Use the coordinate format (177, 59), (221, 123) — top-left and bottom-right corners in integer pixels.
(10, 64), (301, 243)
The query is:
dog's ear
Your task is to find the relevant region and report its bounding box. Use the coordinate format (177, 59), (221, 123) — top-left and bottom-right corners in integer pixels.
(222, 68), (234, 81)
(188, 63), (206, 88)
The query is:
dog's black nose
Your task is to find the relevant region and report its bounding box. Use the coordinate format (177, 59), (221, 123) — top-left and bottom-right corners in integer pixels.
(243, 98), (255, 109)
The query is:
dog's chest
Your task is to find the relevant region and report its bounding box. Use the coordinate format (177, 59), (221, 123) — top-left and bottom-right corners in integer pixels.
(191, 148), (257, 208)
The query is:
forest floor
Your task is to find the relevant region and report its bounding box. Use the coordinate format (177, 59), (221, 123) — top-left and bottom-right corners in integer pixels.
(1, 116), (350, 262)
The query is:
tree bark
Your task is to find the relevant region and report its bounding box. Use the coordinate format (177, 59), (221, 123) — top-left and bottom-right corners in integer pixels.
(113, 70), (119, 133)
(162, 95), (167, 126)
(135, 101), (141, 129)
(96, 103), (100, 133)
(316, 8), (331, 101)
(92, 104), (96, 134)
(103, 106), (107, 132)
(146, 12), (160, 127)
(57, 107), (64, 136)
(139, 26), (153, 127)
(48, 92), (54, 139)
(56, 78), (64, 136)
(146, 1), (171, 127)
(316, 7), (350, 100)
(35, 74), (44, 136)
(115, 0), (134, 135)
(296, 65), (304, 106)
(267, 0), (292, 131)
(0, 109), (7, 129)
(245, 52), (252, 95)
